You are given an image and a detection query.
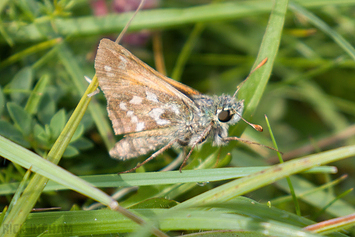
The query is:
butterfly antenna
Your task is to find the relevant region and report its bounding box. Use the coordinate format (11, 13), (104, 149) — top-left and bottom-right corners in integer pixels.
(115, 0), (146, 44)
(234, 111), (263, 132)
(233, 58), (268, 97)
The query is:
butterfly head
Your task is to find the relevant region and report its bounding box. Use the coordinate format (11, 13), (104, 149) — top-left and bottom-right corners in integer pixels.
(215, 95), (244, 126)
(214, 94), (263, 133)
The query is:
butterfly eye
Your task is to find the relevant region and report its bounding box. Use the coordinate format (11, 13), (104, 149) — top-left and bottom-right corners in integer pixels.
(218, 110), (233, 122)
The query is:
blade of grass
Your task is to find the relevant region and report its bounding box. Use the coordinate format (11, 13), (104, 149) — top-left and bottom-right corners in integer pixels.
(6, 0), (355, 43)
(172, 145), (355, 210)
(1, 1), (272, 43)
(3, 168), (32, 222)
(265, 115), (301, 216)
(304, 213), (355, 234)
(312, 188), (354, 220)
(275, 175), (355, 217)
(18, 209), (322, 237)
(171, 23), (205, 81)
(0, 38), (61, 69)
(237, 0), (288, 124)
(289, 2), (355, 62)
(272, 174), (347, 205)
(5, 1), (355, 43)
(0, 135), (116, 206)
(0, 166), (336, 195)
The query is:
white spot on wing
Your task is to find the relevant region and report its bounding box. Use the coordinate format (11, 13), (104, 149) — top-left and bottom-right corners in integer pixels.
(126, 110), (145, 132)
(167, 104), (180, 115)
(104, 65), (112, 72)
(121, 140), (129, 149)
(136, 122), (145, 131)
(131, 115), (138, 123)
(119, 140), (130, 154)
(129, 96), (143, 105)
(146, 91), (159, 103)
(118, 55), (127, 70)
(148, 108), (170, 125)
(120, 102), (127, 111)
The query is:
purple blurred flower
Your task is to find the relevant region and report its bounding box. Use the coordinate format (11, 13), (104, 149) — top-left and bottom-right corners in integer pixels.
(113, 0), (159, 12)
(91, 0), (160, 46)
(91, 0), (108, 16)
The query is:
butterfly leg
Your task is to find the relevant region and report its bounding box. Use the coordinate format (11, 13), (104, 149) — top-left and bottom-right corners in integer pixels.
(119, 139), (177, 174)
(179, 123), (213, 172)
(223, 137), (282, 154)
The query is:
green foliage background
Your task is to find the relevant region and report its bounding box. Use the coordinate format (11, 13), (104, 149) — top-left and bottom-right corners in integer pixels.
(0, 0), (354, 236)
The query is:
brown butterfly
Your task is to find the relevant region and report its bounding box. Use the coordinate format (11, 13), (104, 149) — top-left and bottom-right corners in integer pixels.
(95, 38), (272, 173)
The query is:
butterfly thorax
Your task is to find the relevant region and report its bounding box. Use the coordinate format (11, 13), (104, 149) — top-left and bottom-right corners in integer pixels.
(177, 94), (244, 147)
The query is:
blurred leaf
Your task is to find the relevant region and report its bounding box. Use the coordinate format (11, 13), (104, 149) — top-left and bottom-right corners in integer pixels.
(0, 121), (30, 148)
(63, 145), (79, 158)
(37, 93), (56, 125)
(0, 14), (14, 46)
(0, 86), (5, 116)
(70, 137), (93, 150)
(33, 123), (49, 145)
(8, 67), (33, 104)
(70, 123), (84, 143)
(7, 102), (33, 137)
(49, 109), (66, 140)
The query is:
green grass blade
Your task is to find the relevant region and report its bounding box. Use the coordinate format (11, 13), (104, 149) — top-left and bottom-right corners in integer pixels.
(17, 209), (322, 237)
(238, 0), (288, 122)
(4, 1), (355, 43)
(290, 2), (355, 61)
(0, 166), (336, 195)
(171, 23), (205, 81)
(173, 145), (355, 210)
(275, 175), (355, 217)
(0, 38), (61, 69)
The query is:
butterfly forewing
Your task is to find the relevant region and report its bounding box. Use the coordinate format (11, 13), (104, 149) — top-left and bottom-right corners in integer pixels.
(105, 85), (188, 135)
(95, 39), (198, 136)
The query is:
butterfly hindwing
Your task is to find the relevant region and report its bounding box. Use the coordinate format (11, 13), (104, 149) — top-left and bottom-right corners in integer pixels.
(109, 128), (175, 159)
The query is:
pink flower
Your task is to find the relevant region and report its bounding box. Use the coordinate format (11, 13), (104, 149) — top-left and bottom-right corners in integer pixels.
(91, 0), (108, 16)
(91, 0), (160, 46)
